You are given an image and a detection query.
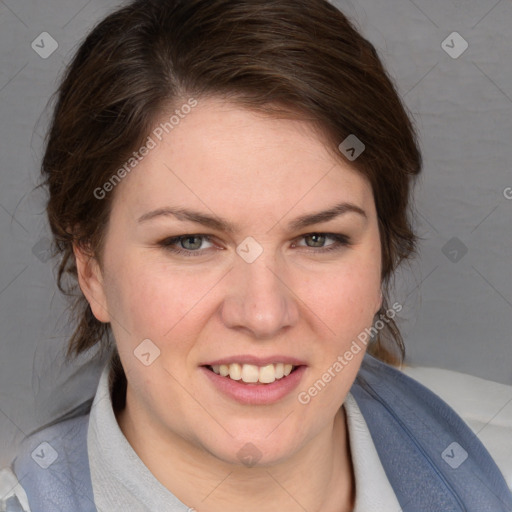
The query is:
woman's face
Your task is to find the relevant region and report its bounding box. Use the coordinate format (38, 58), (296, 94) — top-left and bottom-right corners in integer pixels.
(79, 96), (382, 466)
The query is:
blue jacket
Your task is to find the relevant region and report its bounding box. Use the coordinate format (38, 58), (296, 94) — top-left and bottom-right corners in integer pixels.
(10, 354), (512, 511)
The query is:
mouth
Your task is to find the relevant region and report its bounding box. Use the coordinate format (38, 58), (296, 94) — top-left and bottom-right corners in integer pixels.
(204, 362), (300, 384)
(200, 358), (307, 405)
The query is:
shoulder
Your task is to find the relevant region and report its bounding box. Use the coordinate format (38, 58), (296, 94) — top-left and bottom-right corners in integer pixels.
(13, 410), (91, 468)
(402, 364), (512, 491)
(351, 354), (512, 509)
(7, 410), (95, 512)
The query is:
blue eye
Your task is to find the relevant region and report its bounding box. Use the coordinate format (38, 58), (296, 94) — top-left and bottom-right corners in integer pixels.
(159, 235), (215, 256)
(159, 233), (351, 257)
(295, 233), (350, 251)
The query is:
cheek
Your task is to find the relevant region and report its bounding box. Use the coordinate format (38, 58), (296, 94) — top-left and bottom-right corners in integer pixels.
(102, 255), (170, 339)
(124, 272), (180, 338)
(296, 256), (381, 340)
(111, 257), (217, 340)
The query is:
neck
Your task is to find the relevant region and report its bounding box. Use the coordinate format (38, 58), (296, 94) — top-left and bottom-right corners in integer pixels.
(116, 394), (355, 512)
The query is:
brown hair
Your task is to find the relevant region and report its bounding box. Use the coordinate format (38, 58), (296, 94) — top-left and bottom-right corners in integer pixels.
(40, 0), (422, 385)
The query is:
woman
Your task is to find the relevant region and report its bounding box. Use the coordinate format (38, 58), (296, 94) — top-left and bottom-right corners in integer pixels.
(5, 0), (512, 510)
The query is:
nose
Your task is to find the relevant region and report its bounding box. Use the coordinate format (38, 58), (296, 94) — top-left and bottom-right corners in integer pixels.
(220, 249), (300, 339)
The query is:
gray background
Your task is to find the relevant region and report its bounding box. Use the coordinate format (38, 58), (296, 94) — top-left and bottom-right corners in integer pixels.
(0, 0), (511, 466)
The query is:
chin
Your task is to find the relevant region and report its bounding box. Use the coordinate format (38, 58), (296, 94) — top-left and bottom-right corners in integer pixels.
(202, 433), (301, 469)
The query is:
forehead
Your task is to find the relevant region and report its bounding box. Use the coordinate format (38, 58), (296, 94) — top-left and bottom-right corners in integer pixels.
(111, 97), (374, 222)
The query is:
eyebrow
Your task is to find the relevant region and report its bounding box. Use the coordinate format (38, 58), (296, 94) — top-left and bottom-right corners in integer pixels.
(137, 201), (367, 233)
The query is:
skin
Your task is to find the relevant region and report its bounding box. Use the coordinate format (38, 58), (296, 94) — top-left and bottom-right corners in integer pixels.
(74, 96), (383, 512)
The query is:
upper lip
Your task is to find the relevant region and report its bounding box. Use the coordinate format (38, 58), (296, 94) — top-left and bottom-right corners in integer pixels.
(201, 355), (307, 367)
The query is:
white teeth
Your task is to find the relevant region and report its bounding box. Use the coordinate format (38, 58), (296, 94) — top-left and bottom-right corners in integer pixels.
(229, 363), (242, 380)
(241, 364), (260, 383)
(209, 362), (297, 383)
(259, 364), (276, 384)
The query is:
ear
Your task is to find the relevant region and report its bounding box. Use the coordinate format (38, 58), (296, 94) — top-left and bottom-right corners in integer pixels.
(73, 242), (111, 323)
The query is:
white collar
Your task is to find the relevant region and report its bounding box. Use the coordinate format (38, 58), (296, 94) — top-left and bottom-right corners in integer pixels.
(343, 392), (402, 511)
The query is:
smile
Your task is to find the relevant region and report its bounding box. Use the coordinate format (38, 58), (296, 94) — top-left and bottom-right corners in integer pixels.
(207, 363), (296, 384)
(201, 361), (306, 405)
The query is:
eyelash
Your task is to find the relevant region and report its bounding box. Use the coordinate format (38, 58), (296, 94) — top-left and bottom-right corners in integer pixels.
(158, 233), (351, 257)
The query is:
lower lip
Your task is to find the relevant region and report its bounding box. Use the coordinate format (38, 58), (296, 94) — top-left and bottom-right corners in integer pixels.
(200, 366), (307, 405)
